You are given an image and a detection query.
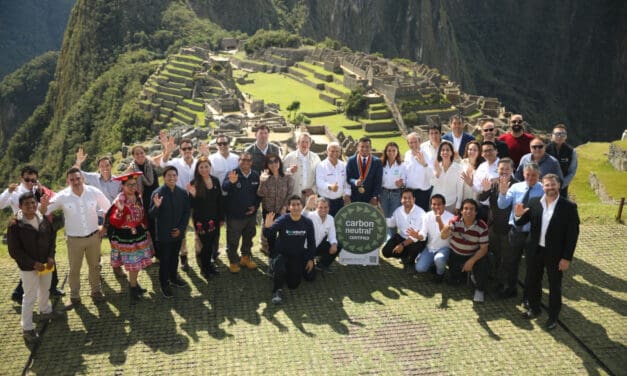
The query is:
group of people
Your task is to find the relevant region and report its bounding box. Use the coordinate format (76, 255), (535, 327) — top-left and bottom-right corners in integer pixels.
(3, 115), (580, 344)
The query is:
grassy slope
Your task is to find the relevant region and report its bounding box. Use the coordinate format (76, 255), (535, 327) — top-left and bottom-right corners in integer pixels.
(569, 142), (626, 223)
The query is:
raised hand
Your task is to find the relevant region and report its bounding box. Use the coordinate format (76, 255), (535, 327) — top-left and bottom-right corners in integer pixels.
(481, 176), (492, 192)
(260, 169), (270, 182)
(414, 150), (426, 166)
(433, 162), (442, 178)
(460, 170), (473, 186)
(115, 199), (124, 212)
(199, 141), (209, 156)
(514, 202), (529, 217)
(8, 183), (18, 193)
(395, 178), (404, 188)
(498, 175), (510, 195)
(289, 164), (298, 173)
(264, 212), (276, 228)
(76, 147), (87, 167)
(153, 194), (163, 208)
(186, 182), (196, 197)
(228, 170), (238, 184)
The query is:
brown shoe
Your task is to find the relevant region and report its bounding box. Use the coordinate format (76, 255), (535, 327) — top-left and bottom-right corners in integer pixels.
(113, 266), (126, 278)
(91, 291), (106, 303)
(228, 263), (241, 273)
(239, 255), (257, 270)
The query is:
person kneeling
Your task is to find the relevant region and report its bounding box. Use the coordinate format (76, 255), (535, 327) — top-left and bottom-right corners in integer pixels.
(441, 199), (489, 303)
(263, 195), (316, 305)
(381, 189), (426, 271)
(304, 196), (341, 273)
(408, 194), (454, 282)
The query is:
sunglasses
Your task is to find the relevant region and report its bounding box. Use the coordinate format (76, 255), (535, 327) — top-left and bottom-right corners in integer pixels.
(553, 132), (566, 137)
(240, 159), (252, 162)
(217, 142), (228, 146)
(268, 159), (280, 164)
(23, 178), (38, 183)
(511, 120), (523, 125)
(126, 183), (138, 188)
(482, 128), (495, 132)
(531, 145), (544, 150)
(181, 146), (193, 151)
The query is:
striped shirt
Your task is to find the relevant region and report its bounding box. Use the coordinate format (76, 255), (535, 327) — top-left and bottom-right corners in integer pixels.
(448, 216), (488, 256)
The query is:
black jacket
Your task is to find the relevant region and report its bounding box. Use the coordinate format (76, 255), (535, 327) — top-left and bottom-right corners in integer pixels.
(515, 196), (579, 260)
(8, 211), (56, 271)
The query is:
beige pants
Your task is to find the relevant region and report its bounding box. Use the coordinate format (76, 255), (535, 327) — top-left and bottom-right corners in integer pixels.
(66, 232), (102, 299)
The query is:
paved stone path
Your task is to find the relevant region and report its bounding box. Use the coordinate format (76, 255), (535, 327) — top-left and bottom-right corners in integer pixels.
(0, 224), (624, 375)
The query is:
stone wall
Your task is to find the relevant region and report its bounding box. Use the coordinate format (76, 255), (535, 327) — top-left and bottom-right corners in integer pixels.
(608, 142), (627, 171)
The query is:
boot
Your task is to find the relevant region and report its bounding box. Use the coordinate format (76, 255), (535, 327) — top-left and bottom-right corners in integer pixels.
(129, 286), (142, 303)
(180, 255), (189, 271)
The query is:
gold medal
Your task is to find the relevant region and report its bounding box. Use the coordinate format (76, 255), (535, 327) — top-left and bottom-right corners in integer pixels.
(358, 186), (365, 194)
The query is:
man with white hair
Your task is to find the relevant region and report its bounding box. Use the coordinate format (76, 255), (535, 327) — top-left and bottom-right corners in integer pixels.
(315, 142), (351, 216)
(283, 132), (321, 198)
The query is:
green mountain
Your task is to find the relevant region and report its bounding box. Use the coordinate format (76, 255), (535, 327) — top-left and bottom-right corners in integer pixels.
(1, 0), (625, 186)
(0, 0), (74, 79)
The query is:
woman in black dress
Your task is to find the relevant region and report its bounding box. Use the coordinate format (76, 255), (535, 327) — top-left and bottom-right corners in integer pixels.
(187, 156), (224, 279)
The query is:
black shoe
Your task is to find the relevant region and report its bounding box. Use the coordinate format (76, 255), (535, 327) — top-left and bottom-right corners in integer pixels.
(521, 298), (530, 309)
(180, 255), (190, 271)
(49, 287), (66, 297)
(446, 278), (463, 286)
(432, 273), (445, 283)
(545, 319), (558, 331)
(11, 293), (22, 305)
(170, 277), (187, 287)
(521, 309), (541, 320)
(161, 285), (174, 298)
(136, 283), (147, 294)
(498, 288), (517, 299)
(129, 286), (144, 303)
(207, 262), (219, 275)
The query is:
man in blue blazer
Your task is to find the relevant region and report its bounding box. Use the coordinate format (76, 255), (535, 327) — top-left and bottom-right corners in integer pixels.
(514, 173), (580, 330)
(346, 137), (383, 206)
(442, 115), (475, 160)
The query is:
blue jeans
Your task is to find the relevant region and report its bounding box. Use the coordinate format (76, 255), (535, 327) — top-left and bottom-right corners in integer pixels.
(415, 247), (450, 275)
(380, 189), (401, 237)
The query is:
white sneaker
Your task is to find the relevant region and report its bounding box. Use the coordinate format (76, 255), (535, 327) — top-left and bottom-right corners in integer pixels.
(473, 289), (485, 303)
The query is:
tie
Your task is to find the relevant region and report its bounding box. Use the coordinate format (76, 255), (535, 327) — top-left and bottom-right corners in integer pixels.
(361, 158), (367, 172)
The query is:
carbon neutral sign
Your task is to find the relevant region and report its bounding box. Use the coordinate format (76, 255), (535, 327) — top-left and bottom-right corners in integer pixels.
(335, 202), (387, 265)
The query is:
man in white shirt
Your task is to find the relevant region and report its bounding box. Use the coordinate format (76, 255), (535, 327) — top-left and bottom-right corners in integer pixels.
(209, 134), (239, 187)
(514, 173), (580, 330)
(304, 197), (341, 272)
(41, 168), (111, 306)
(283, 132), (321, 198)
(404, 132), (433, 211)
(410, 194), (454, 282)
(315, 142), (351, 216)
(381, 189), (426, 271)
(420, 123), (442, 167)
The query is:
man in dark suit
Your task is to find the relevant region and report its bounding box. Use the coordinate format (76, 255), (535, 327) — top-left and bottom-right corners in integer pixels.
(346, 137), (383, 206)
(514, 173), (580, 330)
(442, 114), (475, 160)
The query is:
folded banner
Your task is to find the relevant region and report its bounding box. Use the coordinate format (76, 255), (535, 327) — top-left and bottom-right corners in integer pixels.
(335, 202), (386, 265)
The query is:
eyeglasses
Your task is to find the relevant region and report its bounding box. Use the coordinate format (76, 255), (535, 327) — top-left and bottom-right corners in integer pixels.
(482, 128), (495, 132)
(181, 146), (193, 151)
(553, 132), (566, 137)
(268, 159), (279, 164)
(511, 120), (523, 125)
(23, 178), (37, 183)
(240, 159), (252, 162)
(531, 145), (544, 150)
(217, 142), (228, 146)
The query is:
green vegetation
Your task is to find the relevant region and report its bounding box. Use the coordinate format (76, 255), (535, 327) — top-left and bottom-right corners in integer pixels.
(345, 89), (368, 118)
(570, 142), (626, 224)
(236, 72), (335, 115)
(243, 29), (301, 54)
(0, 51), (58, 158)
